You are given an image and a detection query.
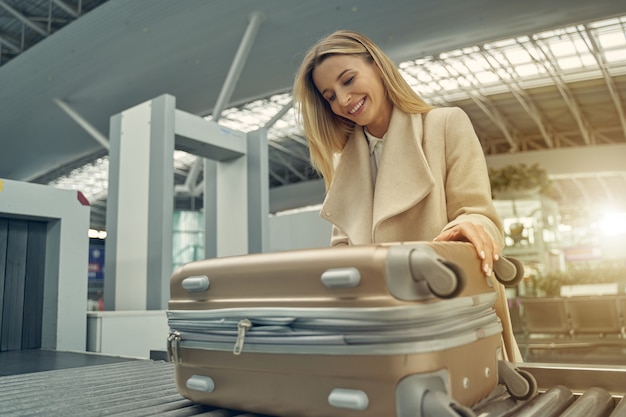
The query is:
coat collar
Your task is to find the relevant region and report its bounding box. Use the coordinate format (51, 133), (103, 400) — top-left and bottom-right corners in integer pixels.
(320, 123), (374, 245)
(321, 107), (435, 244)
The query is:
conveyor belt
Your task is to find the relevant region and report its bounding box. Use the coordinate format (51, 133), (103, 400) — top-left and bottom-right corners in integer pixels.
(2, 360), (626, 416)
(475, 364), (626, 417)
(0, 360), (266, 417)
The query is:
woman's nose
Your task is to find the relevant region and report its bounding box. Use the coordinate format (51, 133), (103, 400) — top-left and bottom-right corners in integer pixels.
(337, 90), (351, 106)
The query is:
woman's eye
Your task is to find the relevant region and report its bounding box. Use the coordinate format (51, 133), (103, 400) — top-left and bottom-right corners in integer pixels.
(344, 76), (354, 86)
(327, 94), (336, 102)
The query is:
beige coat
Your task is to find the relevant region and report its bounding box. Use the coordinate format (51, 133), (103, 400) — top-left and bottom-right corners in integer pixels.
(320, 106), (522, 362)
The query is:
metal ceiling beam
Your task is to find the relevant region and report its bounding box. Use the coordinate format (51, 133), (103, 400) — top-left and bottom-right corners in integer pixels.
(54, 98), (109, 150)
(528, 38), (594, 146)
(264, 100), (292, 129)
(269, 141), (309, 164)
(571, 177), (591, 206)
(176, 12), (264, 195)
(51, 0), (79, 17)
(269, 152), (307, 181)
(581, 25), (626, 140)
(269, 168), (287, 185)
(175, 155), (203, 197)
(437, 57), (519, 151)
(483, 46), (554, 148)
(212, 11), (264, 121)
(470, 93), (519, 152)
(0, 0), (48, 36)
(508, 86), (554, 148)
(286, 134), (308, 147)
(595, 175), (615, 204)
(0, 33), (20, 52)
(182, 11), (264, 196)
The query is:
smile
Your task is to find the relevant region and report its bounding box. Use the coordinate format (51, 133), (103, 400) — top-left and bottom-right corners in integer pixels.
(349, 98), (365, 114)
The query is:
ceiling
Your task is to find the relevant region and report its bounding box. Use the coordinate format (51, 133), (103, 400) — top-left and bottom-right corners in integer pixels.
(1, 0), (626, 231)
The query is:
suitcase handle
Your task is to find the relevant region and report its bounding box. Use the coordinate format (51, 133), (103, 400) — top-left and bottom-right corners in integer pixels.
(493, 256), (524, 287)
(181, 275), (210, 292)
(409, 246), (465, 299)
(386, 244), (465, 300)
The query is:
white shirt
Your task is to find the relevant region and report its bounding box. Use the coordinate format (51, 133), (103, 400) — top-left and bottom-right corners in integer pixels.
(364, 127), (386, 186)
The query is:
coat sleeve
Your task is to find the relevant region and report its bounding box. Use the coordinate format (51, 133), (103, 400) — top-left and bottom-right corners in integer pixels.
(440, 107), (505, 249)
(438, 108), (521, 362)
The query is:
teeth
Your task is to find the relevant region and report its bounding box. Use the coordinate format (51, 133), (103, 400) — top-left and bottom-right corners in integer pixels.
(349, 99), (364, 114)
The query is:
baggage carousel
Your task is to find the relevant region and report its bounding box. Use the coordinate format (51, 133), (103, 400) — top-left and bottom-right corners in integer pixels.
(2, 356), (626, 416)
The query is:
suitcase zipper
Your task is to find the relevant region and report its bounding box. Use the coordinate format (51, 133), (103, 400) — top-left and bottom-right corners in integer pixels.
(167, 330), (182, 363)
(233, 319), (252, 355)
(168, 298), (500, 356)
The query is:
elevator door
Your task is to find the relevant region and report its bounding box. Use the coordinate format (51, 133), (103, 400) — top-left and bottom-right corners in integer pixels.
(0, 217), (47, 351)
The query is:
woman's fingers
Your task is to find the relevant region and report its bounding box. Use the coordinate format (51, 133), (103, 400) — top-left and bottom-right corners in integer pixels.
(434, 223), (500, 277)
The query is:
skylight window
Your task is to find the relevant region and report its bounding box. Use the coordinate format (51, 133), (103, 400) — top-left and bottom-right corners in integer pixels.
(514, 64), (541, 77)
(597, 31), (626, 48)
(47, 14), (626, 204)
(503, 48), (533, 65)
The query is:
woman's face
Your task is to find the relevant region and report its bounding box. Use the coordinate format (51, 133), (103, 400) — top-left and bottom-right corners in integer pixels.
(312, 54), (392, 137)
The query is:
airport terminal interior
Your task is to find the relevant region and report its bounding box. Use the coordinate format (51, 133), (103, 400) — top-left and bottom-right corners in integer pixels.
(1, 0), (626, 415)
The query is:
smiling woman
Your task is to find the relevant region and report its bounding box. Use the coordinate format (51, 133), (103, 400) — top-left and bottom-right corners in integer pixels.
(292, 30), (523, 362)
(312, 54), (392, 137)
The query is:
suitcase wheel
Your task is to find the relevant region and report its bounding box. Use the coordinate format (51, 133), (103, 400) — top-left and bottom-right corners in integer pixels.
(510, 369), (538, 401)
(429, 260), (465, 299)
(493, 256), (525, 287)
(450, 403), (478, 417)
(408, 247), (466, 299)
(498, 361), (538, 401)
(421, 390), (477, 417)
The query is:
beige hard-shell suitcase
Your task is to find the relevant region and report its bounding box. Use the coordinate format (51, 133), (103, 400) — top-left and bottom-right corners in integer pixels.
(167, 242), (535, 417)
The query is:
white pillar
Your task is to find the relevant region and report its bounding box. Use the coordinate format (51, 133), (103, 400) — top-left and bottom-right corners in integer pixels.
(106, 95), (175, 310)
(106, 94), (258, 310)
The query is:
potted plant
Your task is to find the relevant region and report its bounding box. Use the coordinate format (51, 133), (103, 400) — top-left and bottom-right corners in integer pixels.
(488, 163), (552, 199)
(530, 261), (626, 297)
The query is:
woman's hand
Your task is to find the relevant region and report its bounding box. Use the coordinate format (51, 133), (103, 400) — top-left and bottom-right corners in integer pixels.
(433, 223), (500, 277)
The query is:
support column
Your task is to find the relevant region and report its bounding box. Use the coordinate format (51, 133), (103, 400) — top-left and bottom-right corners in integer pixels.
(105, 95), (175, 311)
(203, 160), (218, 259)
(215, 153), (248, 257)
(106, 94), (255, 310)
(247, 129), (270, 253)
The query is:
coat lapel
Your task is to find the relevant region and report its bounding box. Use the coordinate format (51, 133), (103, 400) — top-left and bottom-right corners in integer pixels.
(372, 108), (435, 236)
(320, 127), (374, 244)
(321, 108), (435, 244)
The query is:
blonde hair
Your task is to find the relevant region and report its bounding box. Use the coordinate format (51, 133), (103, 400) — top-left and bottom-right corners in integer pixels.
(293, 30), (434, 189)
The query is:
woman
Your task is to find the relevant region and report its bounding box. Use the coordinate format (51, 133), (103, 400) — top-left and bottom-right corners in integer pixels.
(293, 30), (522, 362)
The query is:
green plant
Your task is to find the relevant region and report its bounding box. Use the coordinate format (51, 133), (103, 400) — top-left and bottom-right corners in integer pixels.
(489, 163), (552, 196)
(531, 270), (569, 297)
(531, 261), (626, 297)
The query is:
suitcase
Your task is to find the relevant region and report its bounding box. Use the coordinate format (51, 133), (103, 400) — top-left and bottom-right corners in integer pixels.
(167, 241), (535, 417)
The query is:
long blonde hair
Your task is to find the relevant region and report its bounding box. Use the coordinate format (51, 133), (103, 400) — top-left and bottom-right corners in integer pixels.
(293, 30), (434, 189)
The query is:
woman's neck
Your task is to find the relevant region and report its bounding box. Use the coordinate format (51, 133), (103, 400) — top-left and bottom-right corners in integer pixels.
(366, 99), (393, 137)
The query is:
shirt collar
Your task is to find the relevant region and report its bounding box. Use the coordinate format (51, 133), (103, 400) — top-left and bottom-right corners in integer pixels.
(363, 128), (385, 155)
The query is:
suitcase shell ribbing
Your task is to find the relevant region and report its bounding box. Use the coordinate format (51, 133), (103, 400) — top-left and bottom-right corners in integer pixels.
(167, 242), (522, 417)
(169, 241), (500, 310)
(173, 332), (501, 416)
